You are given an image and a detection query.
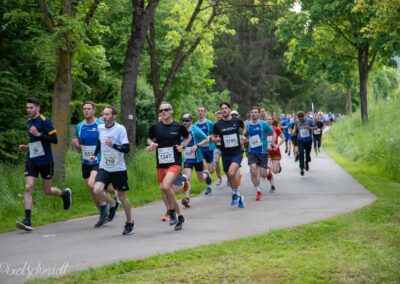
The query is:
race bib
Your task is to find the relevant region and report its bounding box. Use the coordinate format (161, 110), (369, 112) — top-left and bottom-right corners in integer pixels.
(314, 129), (321, 135)
(103, 151), (119, 167)
(81, 145), (96, 160)
(158, 147), (175, 164)
(223, 134), (239, 148)
(249, 135), (262, 148)
(29, 141), (45, 158)
(267, 135), (274, 146)
(184, 147), (196, 159)
(299, 128), (310, 138)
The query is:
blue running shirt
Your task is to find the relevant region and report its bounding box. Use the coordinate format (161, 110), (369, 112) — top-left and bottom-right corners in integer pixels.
(183, 125), (208, 164)
(194, 119), (216, 152)
(245, 120), (274, 154)
(76, 118), (104, 165)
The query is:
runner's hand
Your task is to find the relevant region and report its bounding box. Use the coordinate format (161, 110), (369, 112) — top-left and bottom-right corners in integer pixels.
(71, 137), (80, 149)
(29, 126), (41, 137)
(19, 144), (28, 152)
(176, 144), (184, 153)
(88, 156), (97, 163)
(105, 136), (113, 147)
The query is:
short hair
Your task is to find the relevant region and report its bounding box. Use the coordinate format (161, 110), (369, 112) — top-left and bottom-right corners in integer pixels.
(272, 119), (279, 126)
(198, 105), (206, 112)
(297, 111), (305, 118)
(105, 105), (117, 115)
(27, 97), (40, 106)
(250, 106), (260, 112)
(159, 101), (173, 111)
(83, 101), (96, 108)
(219, 101), (231, 109)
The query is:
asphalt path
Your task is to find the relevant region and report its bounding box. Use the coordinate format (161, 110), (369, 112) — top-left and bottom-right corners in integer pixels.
(0, 147), (376, 283)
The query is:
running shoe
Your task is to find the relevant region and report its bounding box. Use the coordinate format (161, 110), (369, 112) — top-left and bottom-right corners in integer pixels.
(256, 191), (262, 201)
(169, 211), (178, 226)
(94, 205), (108, 227)
(204, 170), (212, 185)
(16, 219), (33, 232)
(174, 215), (185, 231)
(300, 169), (305, 176)
(106, 201), (120, 222)
(285, 147), (288, 153)
(288, 151), (291, 156)
(205, 186), (212, 195)
(238, 195), (245, 208)
(181, 198), (191, 208)
(305, 162), (309, 171)
(216, 177), (222, 186)
(270, 185), (276, 193)
(161, 211), (170, 222)
(122, 221), (134, 235)
(231, 193), (239, 206)
(61, 188), (72, 210)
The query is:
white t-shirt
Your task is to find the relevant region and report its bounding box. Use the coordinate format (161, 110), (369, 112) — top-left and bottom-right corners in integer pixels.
(98, 123), (129, 172)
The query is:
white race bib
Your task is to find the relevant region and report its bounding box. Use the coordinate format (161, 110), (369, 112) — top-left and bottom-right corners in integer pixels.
(314, 129), (321, 135)
(249, 135), (262, 148)
(299, 128), (310, 138)
(29, 141), (45, 158)
(267, 135), (274, 146)
(184, 147), (196, 159)
(82, 145), (96, 160)
(158, 147), (175, 164)
(223, 134), (239, 148)
(103, 151), (119, 167)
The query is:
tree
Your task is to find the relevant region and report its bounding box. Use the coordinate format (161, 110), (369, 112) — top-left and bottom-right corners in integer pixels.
(120, 0), (159, 150)
(37, 0), (103, 180)
(277, 0), (398, 124)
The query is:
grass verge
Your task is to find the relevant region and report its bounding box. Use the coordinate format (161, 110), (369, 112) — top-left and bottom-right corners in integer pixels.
(31, 118), (400, 283)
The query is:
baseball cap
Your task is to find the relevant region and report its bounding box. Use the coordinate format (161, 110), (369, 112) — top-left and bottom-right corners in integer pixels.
(182, 113), (193, 120)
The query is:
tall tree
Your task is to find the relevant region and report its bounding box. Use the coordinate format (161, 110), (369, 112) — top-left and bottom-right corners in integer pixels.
(37, 0), (102, 179)
(120, 0), (159, 149)
(277, 0), (398, 124)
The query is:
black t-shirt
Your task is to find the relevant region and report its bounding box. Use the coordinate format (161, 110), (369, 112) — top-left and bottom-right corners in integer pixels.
(212, 118), (244, 155)
(148, 121), (189, 168)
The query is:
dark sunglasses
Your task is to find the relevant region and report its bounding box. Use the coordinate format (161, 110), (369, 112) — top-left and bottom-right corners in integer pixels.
(159, 108), (171, 113)
(182, 119), (191, 122)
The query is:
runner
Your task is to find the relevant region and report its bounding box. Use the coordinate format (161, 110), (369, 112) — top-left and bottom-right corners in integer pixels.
(245, 107), (275, 201)
(211, 102), (247, 208)
(290, 114), (299, 162)
(71, 101), (119, 212)
(147, 102), (191, 231)
(281, 114), (292, 156)
(313, 116), (325, 155)
(293, 111), (317, 176)
(213, 111), (223, 186)
(194, 106), (216, 189)
(181, 113), (211, 205)
(88, 106), (134, 235)
(16, 97), (72, 232)
(266, 116), (284, 192)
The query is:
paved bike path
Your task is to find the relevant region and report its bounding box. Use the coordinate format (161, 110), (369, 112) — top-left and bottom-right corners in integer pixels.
(0, 149), (376, 283)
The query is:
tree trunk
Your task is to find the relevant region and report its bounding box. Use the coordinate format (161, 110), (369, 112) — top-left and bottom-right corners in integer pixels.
(358, 46), (369, 124)
(346, 88), (352, 116)
(51, 46), (73, 181)
(121, 0), (159, 149)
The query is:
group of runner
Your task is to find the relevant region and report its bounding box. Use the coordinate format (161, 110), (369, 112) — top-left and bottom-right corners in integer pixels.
(16, 97), (327, 235)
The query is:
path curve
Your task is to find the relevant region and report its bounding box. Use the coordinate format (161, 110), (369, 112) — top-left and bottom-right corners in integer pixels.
(0, 148), (376, 283)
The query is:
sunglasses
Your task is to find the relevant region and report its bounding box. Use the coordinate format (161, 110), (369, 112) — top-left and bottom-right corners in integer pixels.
(182, 119), (191, 122)
(159, 108), (171, 113)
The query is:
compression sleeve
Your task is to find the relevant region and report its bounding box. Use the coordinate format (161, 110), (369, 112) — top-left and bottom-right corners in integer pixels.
(112, 143), (130, 153)
(93, 140), (101, 156)
(39, 133), (58, 144)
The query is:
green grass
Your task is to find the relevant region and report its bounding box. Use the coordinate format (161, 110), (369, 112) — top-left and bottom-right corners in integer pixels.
(0, 150), (209, 233)
(31, 101), (400, 283)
